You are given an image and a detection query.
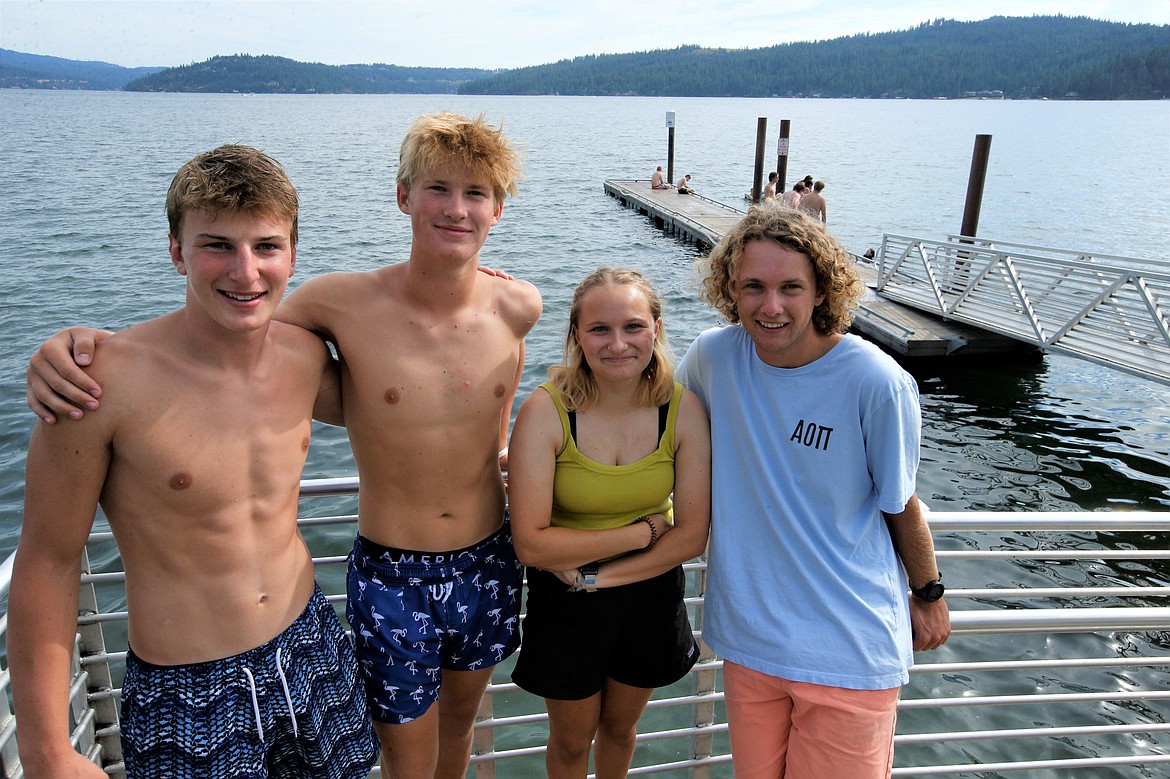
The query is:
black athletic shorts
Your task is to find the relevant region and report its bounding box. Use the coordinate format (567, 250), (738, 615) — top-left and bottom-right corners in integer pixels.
(512, 565), (699, 700)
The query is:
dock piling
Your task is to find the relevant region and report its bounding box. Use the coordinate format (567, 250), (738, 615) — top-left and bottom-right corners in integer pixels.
(751, 117), (767, 203)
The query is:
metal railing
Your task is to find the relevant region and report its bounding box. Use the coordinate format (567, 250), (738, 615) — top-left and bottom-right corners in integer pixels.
(876, 235), (1170, 385)
(1, 478), (1168, 777)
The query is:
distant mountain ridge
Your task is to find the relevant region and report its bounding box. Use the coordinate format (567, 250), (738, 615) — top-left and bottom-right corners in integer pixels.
(3, 15), (1167, 99)
(0, 49), (163, 90)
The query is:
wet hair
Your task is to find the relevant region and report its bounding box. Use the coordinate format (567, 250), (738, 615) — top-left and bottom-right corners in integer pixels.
(814, 180), (826, 192)
(166, 145), (299, 245)
(696, 206), (862, 335)
(396, 111), (522, 203)
(549, 267), (675, 412)
(768, 171), (778, 182)
(793, 181), (806, 193)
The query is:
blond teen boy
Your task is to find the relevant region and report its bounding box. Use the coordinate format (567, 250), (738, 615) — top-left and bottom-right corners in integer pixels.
(10, 146), (378, 779)
(26, 113), (543, 779)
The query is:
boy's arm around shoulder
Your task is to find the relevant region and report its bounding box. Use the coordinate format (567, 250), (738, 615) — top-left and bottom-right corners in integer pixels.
(10, 380), (117, 776)
(276, 273), (356, 343)
(274, 319), (344, 427)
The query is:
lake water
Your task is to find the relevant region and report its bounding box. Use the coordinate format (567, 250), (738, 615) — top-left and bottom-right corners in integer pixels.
(1, 91), (1169, 775)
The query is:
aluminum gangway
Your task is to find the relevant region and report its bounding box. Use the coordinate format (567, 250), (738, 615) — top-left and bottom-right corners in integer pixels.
(875, 235), (1170, 385)
(1, 476), (1169, 778)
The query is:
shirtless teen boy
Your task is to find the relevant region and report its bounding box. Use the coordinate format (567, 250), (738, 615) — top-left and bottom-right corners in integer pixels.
(10, 145), (378, 779)
(26, 113), (543, 779)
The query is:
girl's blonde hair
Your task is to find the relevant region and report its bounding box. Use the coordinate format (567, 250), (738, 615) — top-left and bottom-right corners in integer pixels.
(549, 267), (674, 411)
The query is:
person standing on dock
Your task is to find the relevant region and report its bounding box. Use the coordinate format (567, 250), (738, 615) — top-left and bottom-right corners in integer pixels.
(800, 180), (828, 224)
(25, 113), (543, 779)
(780, 180), (804, 209)
(10, 145), (379, 779)
(508, 267), (710, 779)
(764, 171), (779, 204)
(677, 206), (950, 779)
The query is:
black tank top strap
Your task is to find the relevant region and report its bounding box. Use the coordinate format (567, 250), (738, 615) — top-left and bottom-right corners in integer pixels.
(568, 399), (668, 446)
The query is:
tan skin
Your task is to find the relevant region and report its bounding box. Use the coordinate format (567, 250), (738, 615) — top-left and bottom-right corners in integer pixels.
(9, 212), (339, 779)
(25, 167), (542, 779)
(508, 282), (711, 778)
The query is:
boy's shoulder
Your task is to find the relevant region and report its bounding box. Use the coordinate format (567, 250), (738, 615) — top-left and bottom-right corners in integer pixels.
(483, 271), (542, 330)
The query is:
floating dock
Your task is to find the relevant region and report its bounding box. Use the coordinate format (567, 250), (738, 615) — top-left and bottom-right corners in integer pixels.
(604, 179), (1036, 359)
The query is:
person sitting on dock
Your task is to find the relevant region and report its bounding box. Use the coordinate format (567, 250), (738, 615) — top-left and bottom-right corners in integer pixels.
(676, 173), (694, 194)
(25, 113), (544, 779)
(508, 267), (710, 779)
(677, 206), (950, 779)
(10, 146), (379, 779)
(650, 165), (667, 189)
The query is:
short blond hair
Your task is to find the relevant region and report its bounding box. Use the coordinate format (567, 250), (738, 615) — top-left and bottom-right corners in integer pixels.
(396, 112), (521, 203)
(549, 268), (674, 412)
(698, 206), (862, 334)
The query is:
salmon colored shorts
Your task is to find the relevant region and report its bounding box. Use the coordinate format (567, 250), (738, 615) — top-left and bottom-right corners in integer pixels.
(722, 660), (900, 779)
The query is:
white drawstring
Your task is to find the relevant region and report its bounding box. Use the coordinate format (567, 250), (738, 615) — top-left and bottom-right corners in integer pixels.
(275, 647), (299, 737)
(241, 647), (299, 740)
(242, 667), (265, 741)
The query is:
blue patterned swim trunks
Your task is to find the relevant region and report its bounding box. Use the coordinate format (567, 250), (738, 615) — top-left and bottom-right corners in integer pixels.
(346, 519), (522, 724)
(120, 584), (379, 779)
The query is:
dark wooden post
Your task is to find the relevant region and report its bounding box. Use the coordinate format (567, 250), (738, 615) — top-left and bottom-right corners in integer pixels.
(776, 119), (791, 191)
(960, 134), (992, 240)
(666, 111), (677, 186)
(751, 117), (768, 203)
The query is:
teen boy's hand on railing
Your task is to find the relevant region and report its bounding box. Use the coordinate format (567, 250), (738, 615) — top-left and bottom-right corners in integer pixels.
(26, 327), (112, 423)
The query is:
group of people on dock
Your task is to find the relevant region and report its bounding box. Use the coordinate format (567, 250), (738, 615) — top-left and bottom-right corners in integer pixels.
(765, 172), (828, 223)
(14, 113), (948, 779)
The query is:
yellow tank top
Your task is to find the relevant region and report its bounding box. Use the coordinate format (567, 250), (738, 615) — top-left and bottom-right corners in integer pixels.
(542, 381), (682, 531)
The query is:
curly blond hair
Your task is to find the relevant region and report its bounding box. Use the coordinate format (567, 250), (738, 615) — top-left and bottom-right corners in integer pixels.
(396, 112), (522, 204)
(697, 206), (862, 334)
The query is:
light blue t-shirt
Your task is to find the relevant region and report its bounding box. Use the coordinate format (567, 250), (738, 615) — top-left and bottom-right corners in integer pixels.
(677, 327), (921, 690)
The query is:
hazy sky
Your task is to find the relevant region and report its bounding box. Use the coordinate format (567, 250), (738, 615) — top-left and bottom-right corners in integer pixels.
(2, 0), (1168, 70)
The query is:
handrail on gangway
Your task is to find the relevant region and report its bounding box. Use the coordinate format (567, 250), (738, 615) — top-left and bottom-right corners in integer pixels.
(876, 234), (1170, 385)
(0, 480), (1168, 778)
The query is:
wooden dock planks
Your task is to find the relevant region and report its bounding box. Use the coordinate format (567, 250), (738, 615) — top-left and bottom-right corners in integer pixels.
(604, 179), (1036, 359)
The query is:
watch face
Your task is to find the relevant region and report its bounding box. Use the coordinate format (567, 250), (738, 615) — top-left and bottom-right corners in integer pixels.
(919, 581), (945, 601)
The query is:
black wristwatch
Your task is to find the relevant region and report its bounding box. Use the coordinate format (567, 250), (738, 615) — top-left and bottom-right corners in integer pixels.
(911, 574), (945, 602)
(575, 563), (599, 593)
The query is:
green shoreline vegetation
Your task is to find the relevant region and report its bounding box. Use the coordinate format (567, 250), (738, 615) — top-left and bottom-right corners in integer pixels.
(3, 16), (1167, 100)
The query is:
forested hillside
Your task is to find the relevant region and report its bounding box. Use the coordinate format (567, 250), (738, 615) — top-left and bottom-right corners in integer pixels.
(124, 55), (492, 94)
(0, 49), (162, 90)
(4, 16), (1166, 98)
(461, 16), (1169, 99)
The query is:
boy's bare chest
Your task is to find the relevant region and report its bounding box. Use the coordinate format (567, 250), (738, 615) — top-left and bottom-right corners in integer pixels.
(337, 315), (517, 414)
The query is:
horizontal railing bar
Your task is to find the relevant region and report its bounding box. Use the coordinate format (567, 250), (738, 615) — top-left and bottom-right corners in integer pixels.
(950, 607), (1170, 633)
(891, 752), (1170, 776)
(912, 656), (1170, 674)
(936, 549), (1169, 560)
(900, 689), (1170, 708)
(923, 511), (1170, 531)
(896, 721), (1170, 744)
